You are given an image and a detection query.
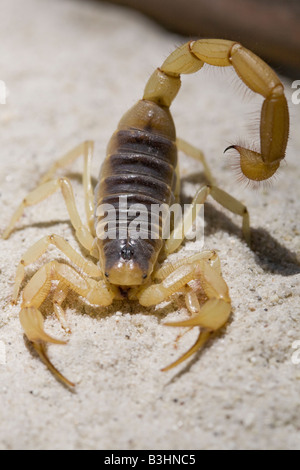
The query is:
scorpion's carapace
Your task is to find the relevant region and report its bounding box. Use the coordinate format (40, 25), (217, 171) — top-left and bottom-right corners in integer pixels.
(2, 39), (289, 386)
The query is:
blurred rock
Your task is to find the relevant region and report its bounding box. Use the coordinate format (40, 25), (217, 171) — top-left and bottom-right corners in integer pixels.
(105, 0), (300, 77)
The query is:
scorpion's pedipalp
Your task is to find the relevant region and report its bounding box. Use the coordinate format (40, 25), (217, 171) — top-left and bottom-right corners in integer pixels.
(19, 307), (66, 345)
(33, 342), (75, 388)
(138, 253), (231, 371)
(165, 298), (231, 330)
(12, 234), (102, 304)
(161, 330), (211, 372)
(18, 260), (115, 386)
(19, 307), (75, 388)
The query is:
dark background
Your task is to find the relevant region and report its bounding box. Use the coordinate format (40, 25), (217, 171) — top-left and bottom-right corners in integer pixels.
(104, 0), (300, 77)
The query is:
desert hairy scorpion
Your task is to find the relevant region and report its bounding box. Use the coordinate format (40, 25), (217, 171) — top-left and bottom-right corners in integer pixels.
(2, 39), (289, 386)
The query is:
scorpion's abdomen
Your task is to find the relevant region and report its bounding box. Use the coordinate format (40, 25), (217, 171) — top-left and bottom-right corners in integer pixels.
(95, 100), (178, 285)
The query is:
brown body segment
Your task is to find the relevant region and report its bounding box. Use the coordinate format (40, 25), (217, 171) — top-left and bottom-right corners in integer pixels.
(94, 99), (178, 286)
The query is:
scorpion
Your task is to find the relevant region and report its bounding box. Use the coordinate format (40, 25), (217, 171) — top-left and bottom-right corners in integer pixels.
(2, 39), (289, 387)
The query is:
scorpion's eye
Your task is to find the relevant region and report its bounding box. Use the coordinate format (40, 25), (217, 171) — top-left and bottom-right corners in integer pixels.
(142, 273), (147, 279)
(105, 272), (109, 278)
(120, 245), (134, 261)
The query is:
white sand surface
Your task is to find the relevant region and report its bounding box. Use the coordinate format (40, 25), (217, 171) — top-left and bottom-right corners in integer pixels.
(0, 0), (299, 450)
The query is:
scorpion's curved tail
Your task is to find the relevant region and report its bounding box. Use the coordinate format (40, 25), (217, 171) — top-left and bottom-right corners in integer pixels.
(143, 39), (289, 183)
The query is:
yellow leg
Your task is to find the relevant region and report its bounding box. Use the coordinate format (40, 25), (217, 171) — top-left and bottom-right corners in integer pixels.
(176, 137), (215, 185)
(137, 252), (231, 371)
(20, 260), (116, 386)
(209, 185), (250, 245)
(164, 185), (210, 255)
(164, 182), (250, 256)
(2, 141), (96, 241)
(2, 177), (94, 252)
(40, 141), (95, 233)
(144, 39), (289, 182)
